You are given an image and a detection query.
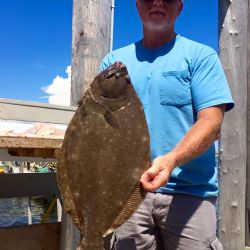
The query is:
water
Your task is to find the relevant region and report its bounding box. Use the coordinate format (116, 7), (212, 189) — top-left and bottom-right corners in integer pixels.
(0, 196), (58, 227)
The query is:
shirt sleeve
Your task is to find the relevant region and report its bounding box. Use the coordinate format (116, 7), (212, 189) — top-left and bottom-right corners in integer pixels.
(191, 53), (234, 112)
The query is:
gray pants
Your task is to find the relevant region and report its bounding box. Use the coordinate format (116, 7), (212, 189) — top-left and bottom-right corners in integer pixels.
(104, 193), (223, 250)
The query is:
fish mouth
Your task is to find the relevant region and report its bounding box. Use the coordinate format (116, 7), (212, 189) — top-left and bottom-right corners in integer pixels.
(105, 62), (130, 82)
(98, 61), (131, 99)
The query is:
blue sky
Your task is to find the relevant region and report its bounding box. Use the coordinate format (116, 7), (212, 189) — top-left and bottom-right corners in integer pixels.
(0, 0), (218, 104)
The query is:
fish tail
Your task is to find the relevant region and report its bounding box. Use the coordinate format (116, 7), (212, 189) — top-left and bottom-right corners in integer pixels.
(79, 235), (104, 250)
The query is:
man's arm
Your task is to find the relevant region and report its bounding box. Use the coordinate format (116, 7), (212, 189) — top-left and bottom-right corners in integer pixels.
(140, 104), (226, 192)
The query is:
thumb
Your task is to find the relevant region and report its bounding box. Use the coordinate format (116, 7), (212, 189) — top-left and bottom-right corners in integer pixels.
(141, 164), (160, 181)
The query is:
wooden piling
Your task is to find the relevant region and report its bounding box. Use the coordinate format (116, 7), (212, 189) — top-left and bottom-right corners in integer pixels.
(246, 0), (250, 246)
(60, 0), (113, 249)
(71, 0), (113, 105)
(218, 0), (248, 249)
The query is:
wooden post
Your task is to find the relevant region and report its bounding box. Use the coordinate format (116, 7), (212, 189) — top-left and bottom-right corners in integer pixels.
(60, 0), (113, 249)
(60, 210), (81, 250)
(246, 0), (250, 247)
(218, 0), (248, 249)
(20, 162), (25, 173)
(28, 197), (32, 225)
(71, 0), (113, 105)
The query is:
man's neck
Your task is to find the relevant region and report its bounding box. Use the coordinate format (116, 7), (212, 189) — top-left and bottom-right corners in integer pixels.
(142, 29), (176, 49)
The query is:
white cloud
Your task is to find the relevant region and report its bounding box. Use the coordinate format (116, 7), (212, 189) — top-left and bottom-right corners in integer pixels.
(41, 66), (71, 106)
(0, 67), (71, 138)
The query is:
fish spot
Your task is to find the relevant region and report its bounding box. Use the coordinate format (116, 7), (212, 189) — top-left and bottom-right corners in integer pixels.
(74, 191), (80, 197)
(58, 63), (151, 243)
(72, 154), (78, 160)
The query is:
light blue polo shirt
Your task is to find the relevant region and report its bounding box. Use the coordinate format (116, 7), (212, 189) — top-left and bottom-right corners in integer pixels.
(100, 35), (234, 197)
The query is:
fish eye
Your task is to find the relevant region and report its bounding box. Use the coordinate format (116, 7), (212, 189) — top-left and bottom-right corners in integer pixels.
(105, 73), (115, 80)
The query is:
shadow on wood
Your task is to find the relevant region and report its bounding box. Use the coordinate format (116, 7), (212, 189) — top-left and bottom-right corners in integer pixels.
(218, 0), (248, 249)
(0, 223), (60, 250)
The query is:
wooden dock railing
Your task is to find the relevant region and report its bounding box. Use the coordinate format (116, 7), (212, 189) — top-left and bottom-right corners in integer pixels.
(0, 99), (75, 250)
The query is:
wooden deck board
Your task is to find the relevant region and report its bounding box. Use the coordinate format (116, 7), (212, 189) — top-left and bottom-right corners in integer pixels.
(0, 223), (60, 250)
(0, 136), (63, 158)
(0, 173), (60, 198)
(0, 136), (63, 149)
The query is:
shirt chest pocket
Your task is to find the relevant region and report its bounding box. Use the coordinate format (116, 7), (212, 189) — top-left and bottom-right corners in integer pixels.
(160, 71), (192, 107)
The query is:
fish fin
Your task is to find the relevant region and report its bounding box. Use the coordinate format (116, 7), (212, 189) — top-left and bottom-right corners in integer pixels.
(103, 228), (115, 238)
(104, 111), (120, 129)
(107, 183), (146, 231)
(57, 154), (84, 232)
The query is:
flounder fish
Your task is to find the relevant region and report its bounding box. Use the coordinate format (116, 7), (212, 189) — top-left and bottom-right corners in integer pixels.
(57, 62), (150, 249)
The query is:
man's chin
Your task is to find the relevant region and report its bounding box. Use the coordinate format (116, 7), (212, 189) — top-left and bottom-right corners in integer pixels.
(145, 22), (169, 32)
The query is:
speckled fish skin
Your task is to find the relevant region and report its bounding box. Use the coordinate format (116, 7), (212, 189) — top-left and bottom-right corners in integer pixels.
(57, 62), (151, 249)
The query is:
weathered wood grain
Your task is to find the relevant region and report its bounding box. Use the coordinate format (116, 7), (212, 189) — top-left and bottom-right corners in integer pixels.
(0, 173), (59, 198)
(0, 223), (60, 250)
(246, 0), (250, 246)
(0, 136), (62, 159)
(0, 136), (63, 149)
(71, 0), (112, 105)
(218, 0), (248, 249)
(61, 0), (113, 249)
(0, 98), (76, 124)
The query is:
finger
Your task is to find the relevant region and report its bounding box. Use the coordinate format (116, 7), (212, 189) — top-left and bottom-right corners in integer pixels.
(140, 176), (165, 192)
(140, 170), (169, 192)
(148, 175), (166, 190)
(141, 163), (162, 180)
(140, 177), (158, 192)
(141, 170), (156, 182)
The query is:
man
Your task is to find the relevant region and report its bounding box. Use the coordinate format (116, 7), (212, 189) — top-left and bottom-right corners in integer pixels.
(100, 0), (234, 249)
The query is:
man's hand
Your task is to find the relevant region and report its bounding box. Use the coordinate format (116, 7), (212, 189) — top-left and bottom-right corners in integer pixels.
(140, 153), (177, 192)
(140, 105), (226, 192)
